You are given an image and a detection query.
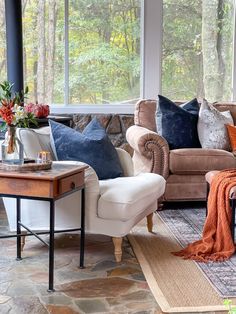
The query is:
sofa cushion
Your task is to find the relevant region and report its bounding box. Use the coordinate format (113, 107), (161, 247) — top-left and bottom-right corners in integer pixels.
(50, 118), (123, 180)
(197, 99), (233, 150)
(226, 124), (236, 152)
(98, 173), (166, 221)
(156, 95), (201, 149)
(169, 148), (236, 174)
(165, 174), (206, 201)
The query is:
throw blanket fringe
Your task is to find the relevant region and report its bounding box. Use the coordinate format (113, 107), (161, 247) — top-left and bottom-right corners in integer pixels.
(173, 169), (236, 262)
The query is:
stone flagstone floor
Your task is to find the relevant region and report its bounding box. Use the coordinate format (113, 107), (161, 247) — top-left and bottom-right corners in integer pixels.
(0, 201), (161, 314)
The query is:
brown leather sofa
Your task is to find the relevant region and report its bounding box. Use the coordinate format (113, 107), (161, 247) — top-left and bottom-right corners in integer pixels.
(126, 99), (236, 201)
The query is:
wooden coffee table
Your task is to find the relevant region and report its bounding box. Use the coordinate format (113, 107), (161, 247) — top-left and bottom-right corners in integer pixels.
(0, 162), (88, 292)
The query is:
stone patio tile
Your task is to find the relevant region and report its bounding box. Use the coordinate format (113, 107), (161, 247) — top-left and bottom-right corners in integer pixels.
(75, 298), (109, 313)
(0, 302), (11, 313)
(7, 281), (38, 297)
(119, 290), (154, 302)
(130, 273), (146, 281)
(0, 295), (11, 304)
(47, 304), (80, 314)
(29, 271), (48, 283)
(59, 277), (137, 298)
(126, 301), (157, 311)
(91, 260), (117, 272)
(0, 282), (11, 294)
(41, 294), (72, 306)
(9, 296), (48, 314)
(56, 270), (94, 283)
(107, 266), (141, 277)
(129, 311), (156, 314)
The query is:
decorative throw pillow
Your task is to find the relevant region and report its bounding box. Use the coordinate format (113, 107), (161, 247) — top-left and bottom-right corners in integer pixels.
(49, 118), (123, 180)
(197, 99), (233, 150)
(226, 124), (236, 152)
(156, 95), (201, 149)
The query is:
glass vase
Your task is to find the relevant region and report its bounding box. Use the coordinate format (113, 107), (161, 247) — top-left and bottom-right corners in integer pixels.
(1, 126), (24, 165)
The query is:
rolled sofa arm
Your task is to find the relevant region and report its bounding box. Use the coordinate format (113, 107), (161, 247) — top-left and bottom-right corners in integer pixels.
(126, 125), (169, 178)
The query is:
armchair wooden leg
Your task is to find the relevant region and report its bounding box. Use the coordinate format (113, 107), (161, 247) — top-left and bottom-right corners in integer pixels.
(112, 237), (123, 262)
(147, 213), (153, 232)
(21, 231), (27, 251)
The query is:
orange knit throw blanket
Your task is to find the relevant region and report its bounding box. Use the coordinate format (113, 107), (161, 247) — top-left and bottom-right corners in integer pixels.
(173, 169), (236, 262)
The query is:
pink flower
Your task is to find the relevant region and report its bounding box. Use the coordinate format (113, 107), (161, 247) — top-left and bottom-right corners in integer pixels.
(25, 103), (50, 118)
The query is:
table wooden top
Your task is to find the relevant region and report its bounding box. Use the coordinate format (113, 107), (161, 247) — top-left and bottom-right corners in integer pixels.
(0, 163), (88, 181)
(0, 163), (88, 199)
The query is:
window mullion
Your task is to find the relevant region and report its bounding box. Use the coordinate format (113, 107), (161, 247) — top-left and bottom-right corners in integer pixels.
(64, 0), (69, 106)
(141, 0), (162, 99)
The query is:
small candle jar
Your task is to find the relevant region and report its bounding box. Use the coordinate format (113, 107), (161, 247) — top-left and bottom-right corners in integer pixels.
(36, 151), (51, 163)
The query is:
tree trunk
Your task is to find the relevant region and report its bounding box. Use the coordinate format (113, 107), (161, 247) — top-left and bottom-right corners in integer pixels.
(37, 0), (45, 103)
(46, 0), (57, 104)
(202, 0), (221, 102)
(216, 0), (225, 100)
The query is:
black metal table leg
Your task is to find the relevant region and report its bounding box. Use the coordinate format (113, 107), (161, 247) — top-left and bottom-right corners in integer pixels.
(231, 199), (236, 242)
(206, 182), (210, 217)
(16, 197), (22, 260)
(80, 188), (85, 269)
(48, 199), (55, 292)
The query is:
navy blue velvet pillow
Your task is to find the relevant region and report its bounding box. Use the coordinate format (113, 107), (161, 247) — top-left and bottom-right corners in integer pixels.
(50, 118), (123, 180)
(156, 95), (201, 149)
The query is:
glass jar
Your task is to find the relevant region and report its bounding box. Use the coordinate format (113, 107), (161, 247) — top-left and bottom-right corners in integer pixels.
(1, 126), (24, 165)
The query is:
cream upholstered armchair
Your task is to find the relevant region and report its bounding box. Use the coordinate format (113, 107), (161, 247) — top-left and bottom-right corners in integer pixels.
(3, 126), (165, 262)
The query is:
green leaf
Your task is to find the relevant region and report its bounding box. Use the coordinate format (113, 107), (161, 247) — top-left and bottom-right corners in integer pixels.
(224, 299), (232, 306)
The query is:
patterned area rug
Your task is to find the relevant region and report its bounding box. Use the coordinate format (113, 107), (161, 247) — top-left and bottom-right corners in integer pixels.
(158, 208), (236, 298)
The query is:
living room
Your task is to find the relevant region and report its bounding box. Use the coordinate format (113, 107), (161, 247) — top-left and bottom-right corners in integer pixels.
(1, 0), (236, 313)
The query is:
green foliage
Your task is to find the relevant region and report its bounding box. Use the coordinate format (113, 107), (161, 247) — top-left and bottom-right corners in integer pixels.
(224, 299), (236, 314)
(0, 81), (28, 106)
(16, 112), (38, 129)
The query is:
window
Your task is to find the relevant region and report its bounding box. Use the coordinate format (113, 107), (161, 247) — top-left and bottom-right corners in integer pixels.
(22, 0), (141, 107)
(22, 0), (64, 104)
(69, 0), (141, 105)
(4, 0), (236, 112)
(162, 0), (235, 102)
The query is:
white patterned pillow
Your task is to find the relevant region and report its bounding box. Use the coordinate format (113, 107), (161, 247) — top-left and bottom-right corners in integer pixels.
(197, 99), (234, 150)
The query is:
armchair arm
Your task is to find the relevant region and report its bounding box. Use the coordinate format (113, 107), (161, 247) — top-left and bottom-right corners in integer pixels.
(126, 125), (169, 178)
(115, 147), (134, 177)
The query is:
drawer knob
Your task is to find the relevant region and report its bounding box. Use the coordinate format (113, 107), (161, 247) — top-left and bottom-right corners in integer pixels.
(70, 182), (76, 189)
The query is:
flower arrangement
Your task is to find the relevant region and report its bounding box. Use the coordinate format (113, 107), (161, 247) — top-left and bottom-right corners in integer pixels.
(25, 102), (50, 118)
(0, 81), (37, 128)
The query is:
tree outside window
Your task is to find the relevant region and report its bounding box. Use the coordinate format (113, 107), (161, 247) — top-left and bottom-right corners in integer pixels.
(162, 0), (234, 102)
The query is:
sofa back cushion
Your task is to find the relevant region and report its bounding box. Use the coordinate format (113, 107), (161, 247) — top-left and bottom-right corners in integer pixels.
(213, 103), (236, 124)
(156, 95), (201, 149)
(197, 100), (233, 150)
(134, 99), (157, 131)
(134, 99), (236, 133)
(17, 127), (55, 160)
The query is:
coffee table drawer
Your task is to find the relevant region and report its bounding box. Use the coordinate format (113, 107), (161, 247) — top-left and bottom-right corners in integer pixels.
(58, 171), (84, 195)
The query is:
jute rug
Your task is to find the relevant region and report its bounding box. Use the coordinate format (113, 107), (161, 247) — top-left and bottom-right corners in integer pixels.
(128, 208), (236, 313)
